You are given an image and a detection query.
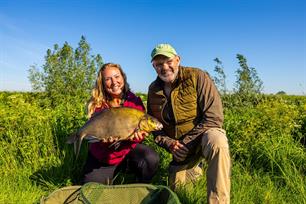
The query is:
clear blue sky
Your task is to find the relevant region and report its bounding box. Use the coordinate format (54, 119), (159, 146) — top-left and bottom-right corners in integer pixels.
(1, 0), (305, 95)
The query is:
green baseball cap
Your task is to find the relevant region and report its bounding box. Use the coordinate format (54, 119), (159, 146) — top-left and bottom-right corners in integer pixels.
(151, 43), (177, 61)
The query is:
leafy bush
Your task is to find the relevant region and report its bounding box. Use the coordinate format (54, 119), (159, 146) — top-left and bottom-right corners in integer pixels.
(28, 36), (103, 107)
(224, 96), (306, 201)
(0, 92), (305, 203)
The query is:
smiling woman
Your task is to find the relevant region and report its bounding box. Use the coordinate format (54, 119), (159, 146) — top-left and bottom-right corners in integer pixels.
(87, 63), (130, 115)
(103, 66), (125, 99)
(82, 62), (159, 185)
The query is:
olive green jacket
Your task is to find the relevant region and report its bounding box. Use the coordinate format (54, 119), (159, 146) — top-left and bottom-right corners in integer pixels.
(147, 66), (224, 151)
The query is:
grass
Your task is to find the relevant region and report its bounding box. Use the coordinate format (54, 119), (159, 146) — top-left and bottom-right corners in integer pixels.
(0, 92), (305, 203)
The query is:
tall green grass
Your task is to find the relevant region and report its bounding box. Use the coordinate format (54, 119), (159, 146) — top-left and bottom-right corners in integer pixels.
(0, 93), (86, 203)
(0, 92), (305, 203)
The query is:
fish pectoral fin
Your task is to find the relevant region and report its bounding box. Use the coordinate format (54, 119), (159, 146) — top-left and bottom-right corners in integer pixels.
(108, 140), (122, 150)
(85, 135), (100, 143)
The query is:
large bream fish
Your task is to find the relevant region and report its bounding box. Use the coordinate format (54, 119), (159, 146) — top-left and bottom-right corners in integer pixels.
(67, 107), (163, 158)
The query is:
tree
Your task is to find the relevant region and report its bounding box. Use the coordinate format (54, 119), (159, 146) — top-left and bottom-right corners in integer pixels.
(28, 36), (103, 106)
(276, 91), (286, 95)
(213, 58), (227, 95)
(234, 54), (263, 95)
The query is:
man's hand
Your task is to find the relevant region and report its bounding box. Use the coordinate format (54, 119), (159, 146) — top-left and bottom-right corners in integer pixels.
(129, 130), (149, 141)
(169, 140), (189, 162)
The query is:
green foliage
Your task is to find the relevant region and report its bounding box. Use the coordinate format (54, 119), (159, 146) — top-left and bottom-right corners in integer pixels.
(28, 36), (103, 106)
(135, 92), (148, 103)
(229, 164), (302, 204)
(176, 177), (207, 204)
(7, 38), (305, 203)
(1, 92), (306, 203)
(213, 54), (265, 108)
(213, 57), (227, 94)
(0, 93), (57, 203)
(221, 92), (264, 110)
(0, 92), (89, 203)
(0, 93), (56, 171)
(276, 91), (286, 95)
(235, 54), (263, 95)
(225, 96), (306, 203)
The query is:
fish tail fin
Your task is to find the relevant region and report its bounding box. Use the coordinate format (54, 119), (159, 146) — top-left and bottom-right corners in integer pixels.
(66, 132), (84, 159)
(75, 133), (85, 159)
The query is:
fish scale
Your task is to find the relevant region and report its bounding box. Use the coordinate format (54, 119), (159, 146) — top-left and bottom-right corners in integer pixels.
(67, 107), (163, 158)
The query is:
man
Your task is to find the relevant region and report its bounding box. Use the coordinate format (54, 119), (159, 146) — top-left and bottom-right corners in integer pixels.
(147, 44), (231, 204)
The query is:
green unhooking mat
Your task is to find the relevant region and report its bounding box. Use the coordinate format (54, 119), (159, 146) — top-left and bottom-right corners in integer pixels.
(40, 182), (181, 204)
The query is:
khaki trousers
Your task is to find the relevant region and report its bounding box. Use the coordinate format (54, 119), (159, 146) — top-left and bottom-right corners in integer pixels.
(168, 128), (231, 204)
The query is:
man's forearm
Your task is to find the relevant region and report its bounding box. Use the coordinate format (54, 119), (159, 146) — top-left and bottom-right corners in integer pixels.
(181, 123), (208, 152)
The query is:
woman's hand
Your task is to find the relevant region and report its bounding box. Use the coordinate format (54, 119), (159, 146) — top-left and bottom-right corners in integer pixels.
(129, 130), (149, 141)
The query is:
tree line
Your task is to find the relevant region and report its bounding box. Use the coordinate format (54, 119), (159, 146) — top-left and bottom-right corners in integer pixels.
(29, 36), (265, 106)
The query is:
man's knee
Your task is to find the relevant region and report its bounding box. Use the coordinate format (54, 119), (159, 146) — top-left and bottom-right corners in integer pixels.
(202, 128), (229, 148)
(202, 128), (229, 159)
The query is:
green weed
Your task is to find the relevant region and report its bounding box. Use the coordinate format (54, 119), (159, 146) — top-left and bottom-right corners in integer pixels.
(0, 92), (305, 203)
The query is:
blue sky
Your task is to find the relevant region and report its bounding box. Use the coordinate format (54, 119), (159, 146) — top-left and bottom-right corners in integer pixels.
(1, 0), (305, 95)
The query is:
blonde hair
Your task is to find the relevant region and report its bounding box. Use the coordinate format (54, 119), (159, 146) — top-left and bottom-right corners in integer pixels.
(87, 63), (130, 118)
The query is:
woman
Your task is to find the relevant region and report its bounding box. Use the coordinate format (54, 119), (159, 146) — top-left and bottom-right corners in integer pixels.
(82, 63), (159, 184)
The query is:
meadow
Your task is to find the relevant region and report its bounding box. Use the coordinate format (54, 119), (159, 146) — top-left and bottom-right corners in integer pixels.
(0, 91), (305, 203)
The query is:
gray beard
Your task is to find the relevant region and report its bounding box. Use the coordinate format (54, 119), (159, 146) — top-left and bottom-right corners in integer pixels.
(158, 70), (178, 83)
